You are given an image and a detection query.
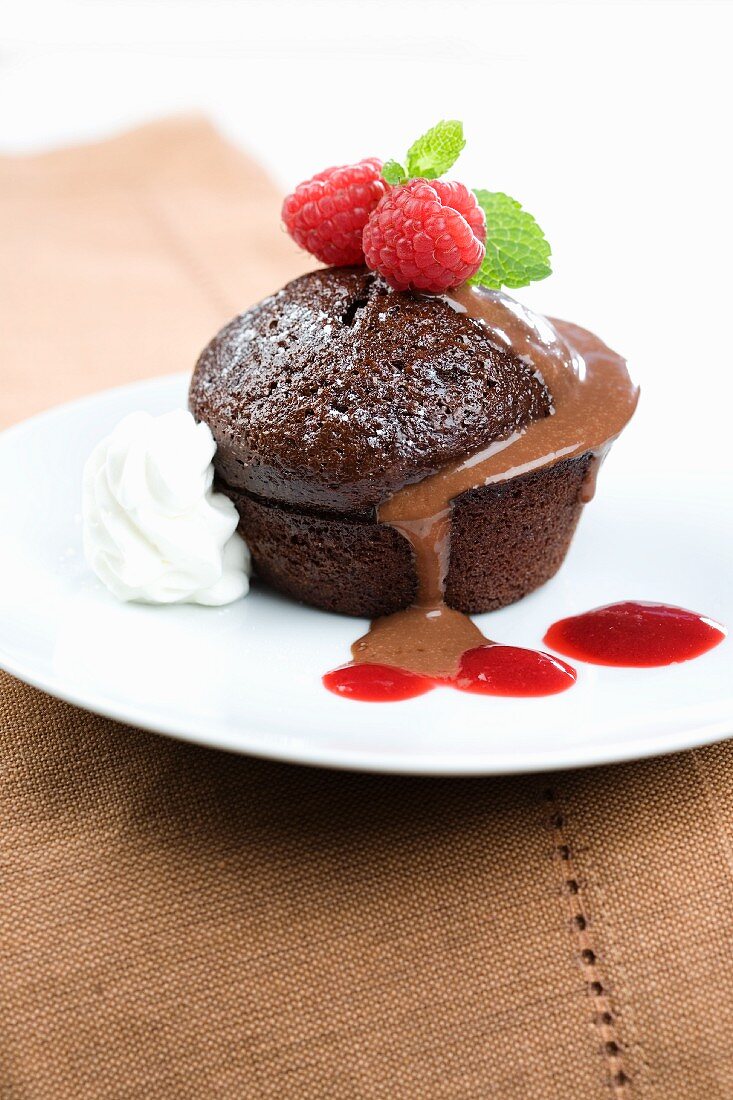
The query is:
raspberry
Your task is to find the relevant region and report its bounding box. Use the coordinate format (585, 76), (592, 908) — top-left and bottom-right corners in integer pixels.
(282, 158), (388, 267)
(362, 178), (486, 293)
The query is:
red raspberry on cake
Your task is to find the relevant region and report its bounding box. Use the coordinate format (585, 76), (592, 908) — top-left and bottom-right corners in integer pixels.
(282, 158), (388, 267)
(362, 178), (487, 294)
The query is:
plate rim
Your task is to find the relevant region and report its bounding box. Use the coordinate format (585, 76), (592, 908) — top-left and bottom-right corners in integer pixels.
(2, 639), (732, 775)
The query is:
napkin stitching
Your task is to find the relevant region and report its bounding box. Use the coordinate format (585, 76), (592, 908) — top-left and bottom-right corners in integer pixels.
(543, 785), (633, 1098)
(690, 749), (733, 878)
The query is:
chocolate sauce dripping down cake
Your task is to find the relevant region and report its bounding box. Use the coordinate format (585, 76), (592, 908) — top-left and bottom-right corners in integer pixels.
(190, 268), (637, 675)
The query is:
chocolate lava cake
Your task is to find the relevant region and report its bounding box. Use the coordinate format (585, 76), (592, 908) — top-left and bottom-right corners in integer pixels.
(189, 267), (593, 617)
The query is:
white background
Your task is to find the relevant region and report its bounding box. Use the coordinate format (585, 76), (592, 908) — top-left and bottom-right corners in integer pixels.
(3, 0), (732, 483)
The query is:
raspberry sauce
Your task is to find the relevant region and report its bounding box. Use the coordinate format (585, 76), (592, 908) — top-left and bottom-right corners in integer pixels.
(544, 602), (726, 667)
(323, 646), (577, 702)
(323, 663), (435, 702)
(324, 604), (726, 702)
(454, 645), (577, 696)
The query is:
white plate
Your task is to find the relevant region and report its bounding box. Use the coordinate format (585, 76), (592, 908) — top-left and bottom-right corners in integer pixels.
(1, 375), (730, 774)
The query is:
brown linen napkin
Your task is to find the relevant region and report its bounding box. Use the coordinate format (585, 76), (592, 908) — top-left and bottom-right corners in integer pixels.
(0, 115), (309, 428)
(2, 119), (733, 1099)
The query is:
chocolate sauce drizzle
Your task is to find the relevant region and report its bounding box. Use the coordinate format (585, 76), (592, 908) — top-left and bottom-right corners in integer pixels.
(351, 287), (639, 678)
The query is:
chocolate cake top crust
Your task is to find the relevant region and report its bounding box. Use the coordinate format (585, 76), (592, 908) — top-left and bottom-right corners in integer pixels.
(189, 267), (551, 514)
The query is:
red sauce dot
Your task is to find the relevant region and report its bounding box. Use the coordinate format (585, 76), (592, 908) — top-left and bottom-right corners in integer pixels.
(454, 645), (577, 697)
(323, 663), (436, 702)
(544, 601), (726, 667)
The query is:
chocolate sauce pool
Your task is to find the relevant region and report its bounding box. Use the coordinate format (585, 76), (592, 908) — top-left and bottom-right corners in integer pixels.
(351, 287), (639, 677)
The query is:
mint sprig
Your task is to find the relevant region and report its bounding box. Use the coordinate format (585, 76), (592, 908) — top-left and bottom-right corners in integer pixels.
(382, 159), (407, 186)
(380, 122), (552, 290)
(470, 191), (552, 290)
(405, 120), (465, 180)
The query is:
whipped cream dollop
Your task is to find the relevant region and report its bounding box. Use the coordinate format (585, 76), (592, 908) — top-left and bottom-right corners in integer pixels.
(83, 410), (250, 605)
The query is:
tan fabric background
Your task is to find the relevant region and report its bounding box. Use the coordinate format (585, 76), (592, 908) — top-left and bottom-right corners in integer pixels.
(2, 119), (732, 1099)
(0, 116), (310, 428)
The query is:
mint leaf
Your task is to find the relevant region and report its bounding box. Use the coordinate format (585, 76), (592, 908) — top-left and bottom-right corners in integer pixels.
(470, 190), (552, 290)
(405, 120), (465, 180)
(382, 159), (407, 186)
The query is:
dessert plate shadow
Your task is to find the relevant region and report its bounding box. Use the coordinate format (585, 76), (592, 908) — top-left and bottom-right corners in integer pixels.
(1, 375), (730, 775)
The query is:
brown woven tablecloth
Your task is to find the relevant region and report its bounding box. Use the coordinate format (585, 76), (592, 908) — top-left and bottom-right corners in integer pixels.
(2, 119), (733, 1099)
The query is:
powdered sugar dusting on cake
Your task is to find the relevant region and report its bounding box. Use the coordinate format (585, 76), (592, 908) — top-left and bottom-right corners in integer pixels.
(189, 268), (552, 513)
